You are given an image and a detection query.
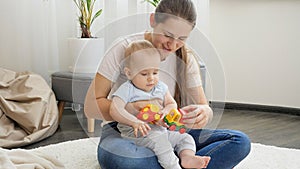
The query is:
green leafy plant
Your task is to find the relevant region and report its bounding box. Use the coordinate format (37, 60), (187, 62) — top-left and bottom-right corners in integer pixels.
(73, 0), (103, 38)
(143, 0), (160, 7)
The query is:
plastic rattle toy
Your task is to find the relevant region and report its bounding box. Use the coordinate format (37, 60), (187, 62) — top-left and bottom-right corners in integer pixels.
(164, 108), (186, 134)
(136, 104), (161, 123)
(137, 104), (186, 134)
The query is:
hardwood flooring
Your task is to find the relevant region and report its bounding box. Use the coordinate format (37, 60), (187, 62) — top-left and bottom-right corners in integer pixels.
(216, 109), (300, 149)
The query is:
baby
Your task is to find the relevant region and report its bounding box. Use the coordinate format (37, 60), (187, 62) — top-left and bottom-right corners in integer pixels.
(110, 40), (210, 169)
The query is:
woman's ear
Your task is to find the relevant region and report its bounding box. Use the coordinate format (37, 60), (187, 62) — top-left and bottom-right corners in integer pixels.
(150, 13), (156, 28)
(124, 67), (131, 79)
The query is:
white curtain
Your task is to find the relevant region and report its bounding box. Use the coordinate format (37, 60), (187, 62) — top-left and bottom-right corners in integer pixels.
(0, 0), (60, 82)
(0, 0), (209, 83)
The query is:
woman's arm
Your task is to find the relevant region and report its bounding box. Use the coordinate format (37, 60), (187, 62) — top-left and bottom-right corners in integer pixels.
(180, 53), (213, 129)
(84, 73), (113, 121)
(181, 86), (213, 129)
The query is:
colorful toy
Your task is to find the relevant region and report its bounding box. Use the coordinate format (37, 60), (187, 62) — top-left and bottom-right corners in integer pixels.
(164, 109), (186, 134)
(137, 104), (161, 123)
(137, 104), (186, 134)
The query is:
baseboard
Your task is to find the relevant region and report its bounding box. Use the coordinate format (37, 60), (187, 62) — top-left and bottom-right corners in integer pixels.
(209, 101), (300, 116)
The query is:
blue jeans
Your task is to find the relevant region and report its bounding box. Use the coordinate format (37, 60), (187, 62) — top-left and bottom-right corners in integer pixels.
(98, 122), (251, 169)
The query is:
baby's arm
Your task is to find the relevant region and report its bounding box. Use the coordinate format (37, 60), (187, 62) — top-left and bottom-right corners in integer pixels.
(110, 96), (151, 137)
(161, 91), (178, 116)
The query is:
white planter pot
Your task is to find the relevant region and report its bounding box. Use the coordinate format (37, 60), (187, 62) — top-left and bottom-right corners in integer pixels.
(68, 38), (104, 73)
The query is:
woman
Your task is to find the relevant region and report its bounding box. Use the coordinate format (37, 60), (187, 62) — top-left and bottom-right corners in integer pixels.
(84, 0), (251, 168)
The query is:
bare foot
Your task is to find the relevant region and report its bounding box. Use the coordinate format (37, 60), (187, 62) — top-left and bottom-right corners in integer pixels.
(181, 155), (211, 169)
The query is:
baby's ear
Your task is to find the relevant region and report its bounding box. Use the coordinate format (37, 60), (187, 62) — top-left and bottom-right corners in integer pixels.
(124, 67), (131, 79)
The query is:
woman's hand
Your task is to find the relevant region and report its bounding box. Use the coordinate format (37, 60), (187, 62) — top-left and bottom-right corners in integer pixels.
(181, 105), (213, 129)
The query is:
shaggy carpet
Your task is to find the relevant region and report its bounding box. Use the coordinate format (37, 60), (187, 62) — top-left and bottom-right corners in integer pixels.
(30, 137), (300, 169)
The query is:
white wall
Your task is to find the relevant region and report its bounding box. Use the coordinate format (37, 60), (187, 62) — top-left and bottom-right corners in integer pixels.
(210, 0), (300, 108)
(1, 0), (299, 109)
(54, 0), (210, 71)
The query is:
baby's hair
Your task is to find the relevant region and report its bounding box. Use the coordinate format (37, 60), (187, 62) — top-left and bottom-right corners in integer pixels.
(124, 40), (161, 71)
(125, 40), (157, 58)
(125, 40), (159, 68)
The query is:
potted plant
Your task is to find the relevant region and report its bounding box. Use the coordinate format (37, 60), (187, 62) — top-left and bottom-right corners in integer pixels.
(143, 0), (160, 7)
(73, 0), (103, 38)
(69, 0), (104, 73)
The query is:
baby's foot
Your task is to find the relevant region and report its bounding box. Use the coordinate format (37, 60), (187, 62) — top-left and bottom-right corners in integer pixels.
(181, 155), (211, 169)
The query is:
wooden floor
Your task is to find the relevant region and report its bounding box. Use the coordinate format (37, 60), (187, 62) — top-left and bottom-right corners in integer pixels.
(216, 109), (300, 149)
(24, 108), (300, 149)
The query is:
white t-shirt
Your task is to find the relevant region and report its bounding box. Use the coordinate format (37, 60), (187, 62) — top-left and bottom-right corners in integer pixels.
(97, 32), (202, 99)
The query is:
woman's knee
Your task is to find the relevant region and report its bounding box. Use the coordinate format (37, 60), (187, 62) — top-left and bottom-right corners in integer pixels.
(98, 147), (162, 169)
(231, 130), (251, 160)
(97, 136), (162, 169)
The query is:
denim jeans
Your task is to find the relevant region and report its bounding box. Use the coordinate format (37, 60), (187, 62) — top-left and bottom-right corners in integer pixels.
(98, 122), (251, 169)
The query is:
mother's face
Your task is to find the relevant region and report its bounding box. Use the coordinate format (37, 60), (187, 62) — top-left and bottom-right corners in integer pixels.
(150, 14), (193, 59)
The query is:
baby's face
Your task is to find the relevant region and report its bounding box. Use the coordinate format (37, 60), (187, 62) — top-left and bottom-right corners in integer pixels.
(131, 68), (159, 92)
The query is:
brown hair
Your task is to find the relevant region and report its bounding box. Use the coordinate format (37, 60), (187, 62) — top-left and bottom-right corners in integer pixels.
(155, 0), (197, 27)
(125, 40), (155, 58)
(155, 0), (197, 106)
(124, 40), (160, 71)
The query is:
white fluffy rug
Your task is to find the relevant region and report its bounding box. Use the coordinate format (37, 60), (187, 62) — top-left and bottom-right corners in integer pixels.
(31, 137), (300, 169)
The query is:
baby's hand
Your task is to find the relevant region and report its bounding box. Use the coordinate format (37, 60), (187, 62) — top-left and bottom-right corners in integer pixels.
(132, 121), (151, 137)
(153, 111), (169, 128)
(154, 118), (169, 128)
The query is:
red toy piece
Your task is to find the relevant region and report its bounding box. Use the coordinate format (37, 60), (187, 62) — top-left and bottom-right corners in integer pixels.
(137, 104), (161, 123)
